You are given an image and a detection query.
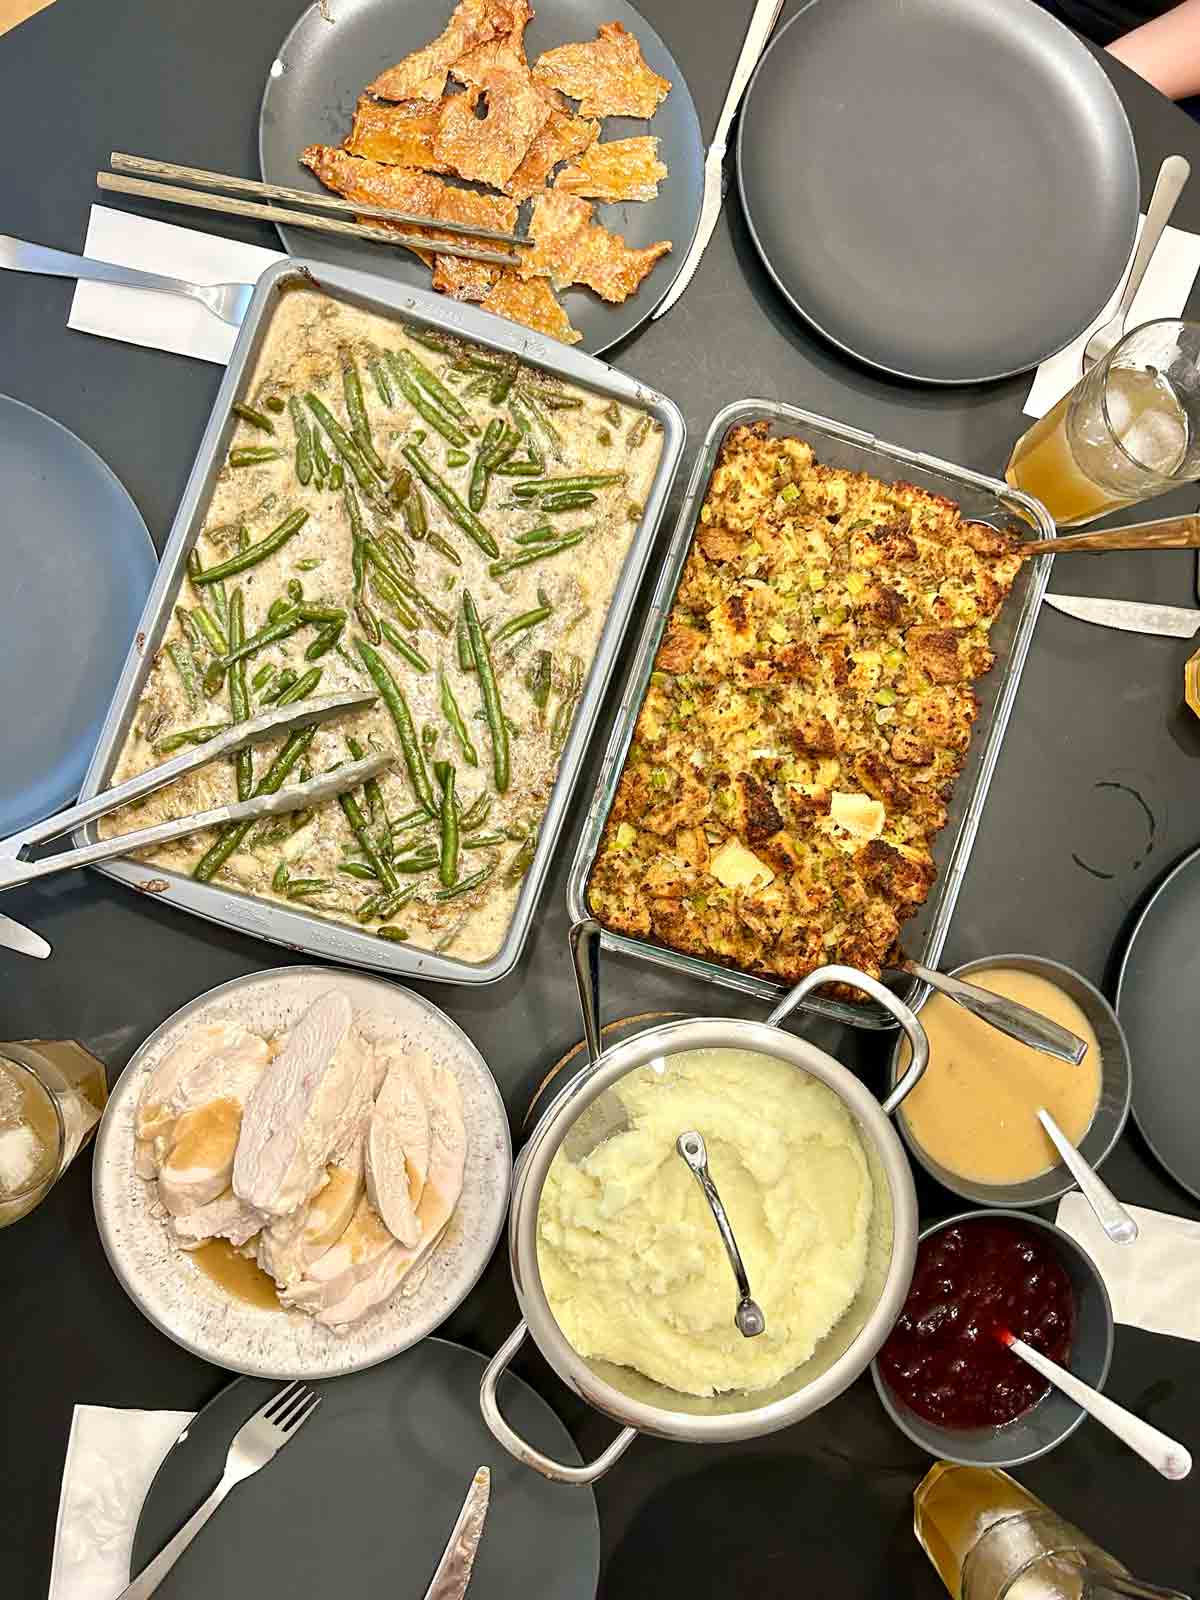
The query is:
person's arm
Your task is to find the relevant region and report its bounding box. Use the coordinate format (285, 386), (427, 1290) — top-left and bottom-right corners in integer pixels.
(1108, 0), (1200, 101)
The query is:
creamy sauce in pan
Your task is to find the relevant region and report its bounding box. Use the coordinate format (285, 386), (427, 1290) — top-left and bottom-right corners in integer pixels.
(101, 286), (663, 961)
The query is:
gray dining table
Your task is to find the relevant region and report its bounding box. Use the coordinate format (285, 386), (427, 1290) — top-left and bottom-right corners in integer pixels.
(3, 1), (1200, 1594)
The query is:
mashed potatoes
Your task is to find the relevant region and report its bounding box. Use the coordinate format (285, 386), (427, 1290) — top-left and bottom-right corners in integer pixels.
(536, 1047), (874, 1397)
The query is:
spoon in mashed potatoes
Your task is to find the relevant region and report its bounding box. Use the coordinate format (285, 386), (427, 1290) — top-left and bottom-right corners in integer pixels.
(676, 1130), (766, 1339)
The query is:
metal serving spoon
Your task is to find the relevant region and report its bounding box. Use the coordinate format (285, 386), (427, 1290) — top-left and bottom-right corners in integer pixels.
(676, 1130), (766, 1339)
(1037, 1107), (1138, 1245)
(1082, 155), (1191, 371)
(897, 959), (1088, 1065)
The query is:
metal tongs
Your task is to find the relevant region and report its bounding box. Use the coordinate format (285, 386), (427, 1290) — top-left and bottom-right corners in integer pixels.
(0, 690), (389, 960)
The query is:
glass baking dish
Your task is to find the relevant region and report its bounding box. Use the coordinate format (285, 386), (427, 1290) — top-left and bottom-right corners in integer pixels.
(566, 398), (1054, 1028)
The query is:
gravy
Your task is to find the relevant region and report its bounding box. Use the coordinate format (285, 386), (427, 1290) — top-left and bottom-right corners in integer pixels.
(192, 1237), (282, 1311)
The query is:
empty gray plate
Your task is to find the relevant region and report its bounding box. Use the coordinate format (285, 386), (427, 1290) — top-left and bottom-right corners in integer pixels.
(0, 395), (155, 837)
(258, 0), (703, 356)
(131, 1340), (600, 1598)
(736, 0), (1139, 384)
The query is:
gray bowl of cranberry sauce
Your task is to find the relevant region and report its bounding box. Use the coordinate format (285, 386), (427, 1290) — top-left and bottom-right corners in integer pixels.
(871, 1210), (1114, 1468)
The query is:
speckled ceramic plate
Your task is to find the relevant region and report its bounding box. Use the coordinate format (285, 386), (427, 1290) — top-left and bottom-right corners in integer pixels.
(92, 967), (511, 1378)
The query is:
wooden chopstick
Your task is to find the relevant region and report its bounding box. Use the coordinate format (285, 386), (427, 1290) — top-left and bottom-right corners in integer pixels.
(96, 173), (523, 268)
(109, 152), (531, 247)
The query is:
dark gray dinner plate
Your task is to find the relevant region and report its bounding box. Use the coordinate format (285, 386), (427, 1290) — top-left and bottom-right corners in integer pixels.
(131, 1339), (600, 1598)
(736, 0), (1139, 384)
(258, 0), (703, 356)
(0, 395), (155, 837)
(1116, 845), (1200, 1203)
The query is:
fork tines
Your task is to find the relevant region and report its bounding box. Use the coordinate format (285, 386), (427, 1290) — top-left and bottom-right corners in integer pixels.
(262, 1380), (322, 1431)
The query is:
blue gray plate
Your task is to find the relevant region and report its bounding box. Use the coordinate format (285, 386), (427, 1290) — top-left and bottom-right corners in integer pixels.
(736, 0), (1139, 384)
(258, 0), (703, 356)
(131, 1340), (600, 1599)
(0, 396), (155, 836)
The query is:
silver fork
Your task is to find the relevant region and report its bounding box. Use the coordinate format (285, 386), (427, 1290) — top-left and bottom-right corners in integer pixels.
(0, 234), (254, 327)
(117, 1381), (321, 1599)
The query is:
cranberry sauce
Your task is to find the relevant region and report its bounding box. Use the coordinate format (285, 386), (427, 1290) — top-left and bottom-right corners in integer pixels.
(877, 1219), (1075, 1429)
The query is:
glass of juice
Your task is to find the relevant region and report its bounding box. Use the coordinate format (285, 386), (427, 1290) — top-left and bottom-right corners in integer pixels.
(0, 1041), (107, 1227)
(1005, 320), (1200, 527)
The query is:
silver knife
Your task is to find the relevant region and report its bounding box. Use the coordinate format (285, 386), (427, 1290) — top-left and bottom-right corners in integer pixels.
(1044, 593), (1200, 638)
(422, 1467), (490, 1600)
(651, 0), (785, 320)
(0, 911), (50, 960)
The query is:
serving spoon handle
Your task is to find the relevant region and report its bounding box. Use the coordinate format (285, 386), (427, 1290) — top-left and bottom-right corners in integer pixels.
(1037, 1107), (1138, 1245)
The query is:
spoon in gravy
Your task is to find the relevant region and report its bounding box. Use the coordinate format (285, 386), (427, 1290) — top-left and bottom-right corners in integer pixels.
(1037, 1107), (1138, 1245)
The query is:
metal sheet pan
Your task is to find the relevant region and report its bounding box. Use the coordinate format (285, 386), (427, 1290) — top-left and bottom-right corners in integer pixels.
(566, 398), (1053, 1027)
(77, 259), (685, 986)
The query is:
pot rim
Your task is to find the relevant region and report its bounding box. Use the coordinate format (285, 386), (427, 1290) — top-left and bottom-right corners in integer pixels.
(509, 1013), (919, 1444)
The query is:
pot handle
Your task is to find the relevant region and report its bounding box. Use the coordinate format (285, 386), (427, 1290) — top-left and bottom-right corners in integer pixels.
(765, 964), (929, 1115)
(480, 1322), (638, 1484)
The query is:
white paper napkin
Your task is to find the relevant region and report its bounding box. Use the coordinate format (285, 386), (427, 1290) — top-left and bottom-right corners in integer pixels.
(1023, 213), (1200, 418)
(48, 1405), (194, 1600)
(1055, 1193), (1200, 1341)
(67, 205), (283, 365)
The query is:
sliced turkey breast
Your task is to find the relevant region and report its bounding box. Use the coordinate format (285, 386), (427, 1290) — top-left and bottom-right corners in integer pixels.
(136, 1021), (268, 1170)
(279, 1193), (396, 1311)
(158, 1097), (243, 1216)
(168, 1188), (264, 1250)
(257, 1158), (365, 1288)
(313, 1063), (466, 1328)
(364, 1051), (431, 1248)
(233, 990), (376, 1217)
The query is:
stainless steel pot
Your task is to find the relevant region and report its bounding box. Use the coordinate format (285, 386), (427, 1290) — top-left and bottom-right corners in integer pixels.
(480, 932), (930, 1483)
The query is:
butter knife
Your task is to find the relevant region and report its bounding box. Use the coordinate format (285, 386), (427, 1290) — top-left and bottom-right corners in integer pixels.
(422, 1467), (490, 1600)
(650, 0), (785, 320)
(1044, 593), (1200, 637)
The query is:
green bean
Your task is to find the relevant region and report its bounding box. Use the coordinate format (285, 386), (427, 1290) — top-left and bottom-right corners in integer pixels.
(154, 721), (230, 754)
(276, 667), (323, 705)
(627, 414), (652, 448)
(469, 418), (502, 513)
(272, 861), (289, 893)
(425, 531), (462, 567)
(402, 483), (428, 541)
(439, 672), (479, 767)
(493, 459), (541, 477)
(251, 661), (276, 692)
(346, 737), (392, 862)
(232, 401), (275, 433)
(459, 792), (494, 832)
(377, 926), (411, 941)
(194, 727), (314, 881)
(504, 836), (536, 883)
(379, 527), (415, 573)
(186, 605), (227, 656)
(463, 591), (509, 792)
(385, 353), (469, 446)
(402, 445), (498, 559)
(220, 610), (303, 667)
(366, 543), (452, 634)
(488, 426), (522, 468)
(367, 571), (419, 634)
(305, 393), (383, 495)
(407, 327), (461, 355)
(512, 472), (625, 497)
(490, 363), (518, 406)
(602, 401), (622, 426)
(552, 657), (585, 750)
(312, 432), (331, 489)
(456, 614), (475, 672)
(340, 790), (399, 894)
(433, 863), (493, 901)
(394, 349), (477, 429)
(445, 448), (470, 468)
(342, 351), (386, 475)
(439, 764), (458, 887)
(306, 622), (343, 661)
(512, 523), (557, 546)
(260, 667), (297, 704)
(297, 558), (322, 572)
(422, 725), (439, 758)
(297, 604), (347, 626)
(488, 530), (588, 577)
(339, 861), (378, 881)
(166, 642), (202, 712)
(380, 619), (431, 673)
(209, 582), (229, 629)
(512, 390), (561, 460)
(267, 596), (292, 625)
(192, 510), (308, 584)
(174, 607), (205, 654)
(368, 355), (395, 407)
(389, 467), (413, 510)
(392, 850), (439, 874)
(375, 885), (416, 920)
(356, 639), (436, 814)
(202, 659), (226, 698)
(463, 832), (505, 850)
(491, 605), (552, 646)
(328, 463), (345, 491)
(526, 649), (553, 719)
(227, 590), (253, 800)
(266, 396), (285, 414)
(538, 490), (598, 512)
(287, 878), (334, 900)
(392, 807), (430, 833)
(230, 446), (283, 468)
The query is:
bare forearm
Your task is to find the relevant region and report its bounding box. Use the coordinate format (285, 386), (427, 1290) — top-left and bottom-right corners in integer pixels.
(1108, 0), (1200, 100)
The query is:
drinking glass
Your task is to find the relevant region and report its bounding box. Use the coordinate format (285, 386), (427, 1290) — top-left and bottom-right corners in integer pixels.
(0, 1041), (107, 1227)
(1005, 320), (1200, 526)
